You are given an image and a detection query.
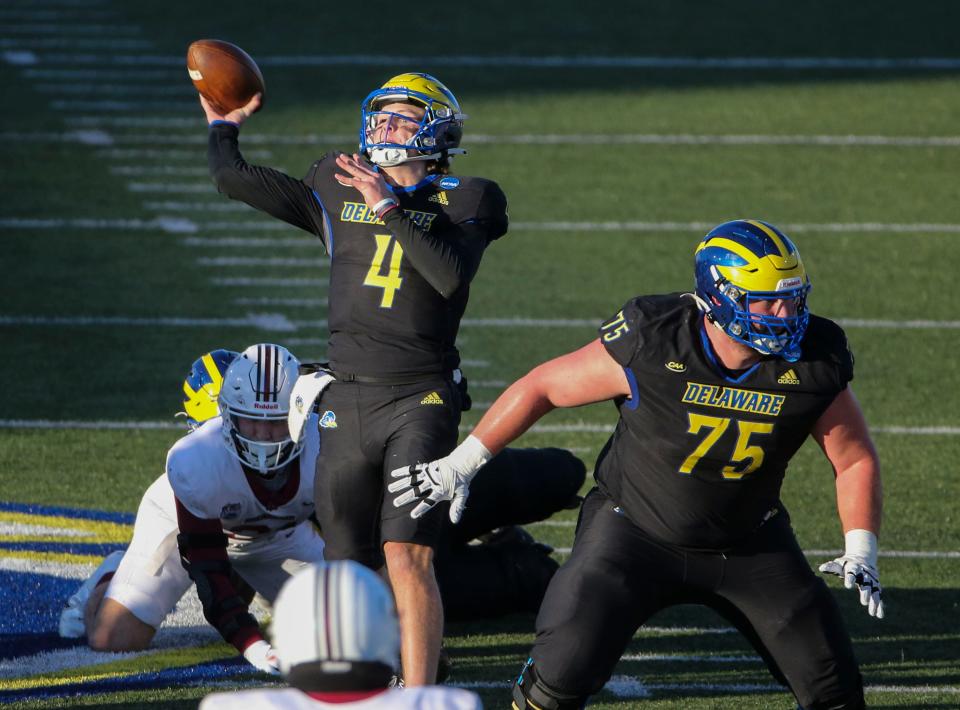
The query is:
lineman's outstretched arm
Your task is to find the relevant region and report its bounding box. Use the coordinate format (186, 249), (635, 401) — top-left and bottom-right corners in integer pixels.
(174, 500), (279, 672)
(389, 338), (630, 521)
(812, 386), (885, 618)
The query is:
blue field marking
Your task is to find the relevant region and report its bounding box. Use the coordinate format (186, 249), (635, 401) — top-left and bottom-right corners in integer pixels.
(0, 570), (79, 639)
(0, 500), (134, 525)
(0, 657), (269, 703)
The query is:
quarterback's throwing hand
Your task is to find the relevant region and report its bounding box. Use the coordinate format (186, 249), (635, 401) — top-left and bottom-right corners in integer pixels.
(388, 435), (493, 523)
(818, 529), (885, 619)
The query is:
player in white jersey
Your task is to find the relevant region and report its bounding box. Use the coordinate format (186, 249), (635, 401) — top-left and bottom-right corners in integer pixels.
(60, 345), (584, 676)
(59, 345), (326, 674)
(201, 560), (481, 709)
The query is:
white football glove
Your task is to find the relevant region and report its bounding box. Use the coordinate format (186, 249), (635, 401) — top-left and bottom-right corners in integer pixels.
(243, 639), (281, 675)
(388, 436), (492, 523)
(819, 529), (885, 619)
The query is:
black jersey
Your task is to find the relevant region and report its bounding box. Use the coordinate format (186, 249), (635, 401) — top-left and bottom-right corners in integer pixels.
(594, 293), (853, 550)
(207, 123), (508, 378)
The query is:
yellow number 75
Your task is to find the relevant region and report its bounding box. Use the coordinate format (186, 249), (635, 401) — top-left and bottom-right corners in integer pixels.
(679, 413), (774, 480)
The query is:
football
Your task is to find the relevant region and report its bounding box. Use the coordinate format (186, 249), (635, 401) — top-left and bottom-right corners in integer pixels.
(186, 39), (265, 114)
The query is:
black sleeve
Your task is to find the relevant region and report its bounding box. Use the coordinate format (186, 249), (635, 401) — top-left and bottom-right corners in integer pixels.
(174, 499), (263, 653)
(379, 181), (508, 299)
(207, 122), (329, 250)
(599, 298), (644, 367)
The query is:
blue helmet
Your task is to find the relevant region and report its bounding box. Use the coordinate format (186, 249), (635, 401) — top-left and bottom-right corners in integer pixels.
(181, 349), (240, 429)
(359, 72), (466, 168)
(694, 219), (811, 362)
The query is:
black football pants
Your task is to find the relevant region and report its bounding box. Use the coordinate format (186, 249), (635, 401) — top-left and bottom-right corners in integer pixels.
(530, 487), (864, 708)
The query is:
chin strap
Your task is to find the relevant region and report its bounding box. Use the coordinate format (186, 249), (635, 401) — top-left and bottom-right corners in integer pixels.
(367, 147), (467, 167)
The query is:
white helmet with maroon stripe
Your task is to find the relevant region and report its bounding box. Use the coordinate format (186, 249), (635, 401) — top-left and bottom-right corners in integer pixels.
(273, 561), (399, 681)
(219, 343), (303, 475)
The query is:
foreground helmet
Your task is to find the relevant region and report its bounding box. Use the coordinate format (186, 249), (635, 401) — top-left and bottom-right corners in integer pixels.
(694, 219), (811, 362)
(181, 349), (240, 429)
(273, 561), (399, 687)
(219, 343), (302, 474)
(359, 72), (466, 167)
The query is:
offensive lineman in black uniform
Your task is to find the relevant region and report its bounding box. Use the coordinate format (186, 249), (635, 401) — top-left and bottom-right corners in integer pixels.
(391, 220), (884, 708)
(199, 73), (508, 685)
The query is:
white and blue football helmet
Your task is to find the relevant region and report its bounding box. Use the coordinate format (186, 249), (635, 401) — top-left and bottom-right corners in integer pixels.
(694, 219), (811, 362)
(359, 72), (467, 168)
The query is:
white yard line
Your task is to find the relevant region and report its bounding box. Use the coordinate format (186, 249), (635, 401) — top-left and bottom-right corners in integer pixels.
(0, 22), (140, 34)
(66, 116), (202, 127)
(196, 256), (328, 268)
(233, 297), (329, 307)
(26, 69), (176, 80)
(0, 10), (117, 20)
(182, 237), (308, 252)
(211, 277), (327, 287)
(183, 237), (309, 247)
(110, 166), (208, 176)
(100, 149), (272, 160)
(3, 419), (957, 441)
(3, 312), (959, 334)
(0, 216), (196, 232)
(509, 220), (960, 233)
(126, 182), (213, 193)
(10, 212), (960, 238)
(150, 202), (256, 213)
(10, 128), (960, 149)
(49, 99), (195, 111)
(0, 37), (152, 49)
(0, 313), (297, 331)
(455, 679), (960, 696)
(36, 83), (193, 96)
(27, 53), (960, 70)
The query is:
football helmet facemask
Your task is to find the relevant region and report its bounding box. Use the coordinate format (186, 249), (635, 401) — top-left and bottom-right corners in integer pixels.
(219, 343), (303, 475)
(181, 349), (240, 430)
(273, 560), (399, 681)
(694, 219), (811, 362)
(359, 72), (466, 168)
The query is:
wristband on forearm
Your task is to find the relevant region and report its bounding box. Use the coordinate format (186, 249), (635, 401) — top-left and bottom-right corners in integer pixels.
(372, 197), (399, 219)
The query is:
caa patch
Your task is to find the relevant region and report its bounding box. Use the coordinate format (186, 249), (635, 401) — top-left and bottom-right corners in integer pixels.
(319, 411), (338, 429)
(438, 176), (460, 190)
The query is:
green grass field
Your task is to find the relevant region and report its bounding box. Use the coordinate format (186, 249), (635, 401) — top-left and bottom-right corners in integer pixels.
(2, 1), (959, 707)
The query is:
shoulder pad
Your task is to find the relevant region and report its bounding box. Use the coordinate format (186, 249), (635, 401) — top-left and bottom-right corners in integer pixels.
(165, 425), (223, 519)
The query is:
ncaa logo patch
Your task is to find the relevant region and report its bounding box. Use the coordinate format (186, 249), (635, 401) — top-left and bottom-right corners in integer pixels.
(219, 503), (241, 519)
(438, 176), (460, 190)
(319, 410), (338, 429)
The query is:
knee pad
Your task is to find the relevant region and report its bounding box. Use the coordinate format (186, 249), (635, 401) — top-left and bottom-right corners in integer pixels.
(511, 658), (587, 710)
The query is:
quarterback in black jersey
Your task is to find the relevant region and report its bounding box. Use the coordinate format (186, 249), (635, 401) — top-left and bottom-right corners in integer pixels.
(391, 220), (883, 709)
(199, 73), (507, 686)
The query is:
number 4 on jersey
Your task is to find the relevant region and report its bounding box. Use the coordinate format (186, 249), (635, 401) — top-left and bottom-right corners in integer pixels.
(364, 233), (404, 308)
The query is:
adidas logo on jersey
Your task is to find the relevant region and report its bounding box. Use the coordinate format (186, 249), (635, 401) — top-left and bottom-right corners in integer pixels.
(428, 191), (449, 205)
(420, 391), (444, 405)
(777, 369), (801, 385)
